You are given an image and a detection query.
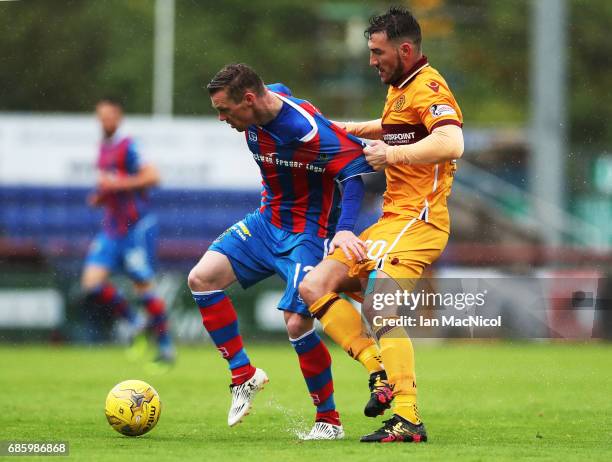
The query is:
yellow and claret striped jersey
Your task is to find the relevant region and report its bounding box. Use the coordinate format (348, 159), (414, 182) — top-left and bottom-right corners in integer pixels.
(380, 56), (463, 234)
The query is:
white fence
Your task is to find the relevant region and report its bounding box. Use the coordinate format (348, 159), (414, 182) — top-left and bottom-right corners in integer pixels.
(0, 114), (261, 189)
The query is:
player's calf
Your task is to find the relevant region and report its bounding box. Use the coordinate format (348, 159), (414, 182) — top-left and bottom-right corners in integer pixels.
(192, 289), (265, 426)
(83, 282), (137, 324)
(193, 290), (256, 382)
(289, 326), (343, 439)
(139, 292), (175, 361)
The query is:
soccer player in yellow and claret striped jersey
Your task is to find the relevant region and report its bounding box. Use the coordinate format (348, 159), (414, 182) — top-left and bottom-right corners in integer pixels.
(299, 6), (464, 443)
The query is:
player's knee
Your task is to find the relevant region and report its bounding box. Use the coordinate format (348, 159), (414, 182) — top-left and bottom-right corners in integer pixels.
(133, 280), (154, 293)
(299, 272), (324, 307)
(285, 314), (312, 338)
(81, 272), (103, 293)
(187, 267), (216, 292)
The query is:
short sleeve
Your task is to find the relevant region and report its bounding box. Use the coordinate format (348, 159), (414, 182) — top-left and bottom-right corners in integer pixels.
(125, 140), (141, 174)
(267, 83), (292, 96)
(411, 78), (462, 133)
(336, 155), (374, 182)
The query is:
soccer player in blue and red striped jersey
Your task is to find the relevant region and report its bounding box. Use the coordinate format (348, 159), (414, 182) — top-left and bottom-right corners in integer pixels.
(81, 98), (174, 364)
(188, 64), (378, 439)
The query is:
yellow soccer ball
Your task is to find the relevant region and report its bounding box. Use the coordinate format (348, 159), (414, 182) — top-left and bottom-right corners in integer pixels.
(104, 379), (161, 436)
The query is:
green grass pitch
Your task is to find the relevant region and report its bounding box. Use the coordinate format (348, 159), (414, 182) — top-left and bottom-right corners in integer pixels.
(1, 342), (611, 461)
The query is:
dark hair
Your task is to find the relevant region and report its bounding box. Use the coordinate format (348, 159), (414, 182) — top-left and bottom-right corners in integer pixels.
(96, 97), (124, 109)
(207, 63), (266, 102)
(365, 6), (422, 49)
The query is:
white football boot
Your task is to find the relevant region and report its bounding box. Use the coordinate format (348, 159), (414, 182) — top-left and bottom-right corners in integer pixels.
(228, 368), (269, 426)
(301, 422), (345, 440)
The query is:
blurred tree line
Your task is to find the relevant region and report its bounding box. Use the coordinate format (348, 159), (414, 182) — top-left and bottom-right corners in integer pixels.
(0, 0), (611, 150)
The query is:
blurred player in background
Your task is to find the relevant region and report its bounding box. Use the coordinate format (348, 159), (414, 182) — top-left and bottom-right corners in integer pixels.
(300, 7), (464, 443)
(188, 63), (376, 439)
(80, 98), (175, 364)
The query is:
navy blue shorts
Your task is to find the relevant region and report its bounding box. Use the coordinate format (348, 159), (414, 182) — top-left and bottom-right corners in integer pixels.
(209, 211), (329, 316)
(84, 215), (158, 283)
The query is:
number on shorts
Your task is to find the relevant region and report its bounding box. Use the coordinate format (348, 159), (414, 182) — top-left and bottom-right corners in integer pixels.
(293, 263), (314, 288)
(365, 239), (387, 260)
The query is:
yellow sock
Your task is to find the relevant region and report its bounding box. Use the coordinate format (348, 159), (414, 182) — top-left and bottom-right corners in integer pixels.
(310, 292), (380, 372)
(356, 344), (384, 374)
(394, 395), (421, 425)
(378, 329), (420, 424)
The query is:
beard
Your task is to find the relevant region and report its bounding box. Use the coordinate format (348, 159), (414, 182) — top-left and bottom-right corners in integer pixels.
(386, 51), (406, 86)
(103, 128), (117, 138)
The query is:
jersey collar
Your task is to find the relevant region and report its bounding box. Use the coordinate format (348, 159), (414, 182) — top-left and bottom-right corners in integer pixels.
(396, 55), (430, 89)
(102, 129), (124, 146)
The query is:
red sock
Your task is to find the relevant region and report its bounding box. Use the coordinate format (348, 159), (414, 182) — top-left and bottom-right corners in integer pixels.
(192, 290), (255, 385)
(315, 410), (341, 426)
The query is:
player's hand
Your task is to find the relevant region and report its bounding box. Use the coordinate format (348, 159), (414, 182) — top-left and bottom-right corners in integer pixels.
(329, 230), (367, 261)
(97, 172), (123, 192)
(87, 192), (104, 207)
(332, 120), (348, 131)
(364, 140), (390, 171)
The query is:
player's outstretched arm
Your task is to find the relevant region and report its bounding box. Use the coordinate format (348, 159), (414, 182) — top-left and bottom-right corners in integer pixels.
(334, 119), (383, 140)
(364, 124), (463, 170)
(97, 163), (161, 192)
(329, 176), (367, 261)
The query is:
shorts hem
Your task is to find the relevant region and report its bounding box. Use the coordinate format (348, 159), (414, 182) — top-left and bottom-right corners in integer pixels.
(276, 304), (313, 318)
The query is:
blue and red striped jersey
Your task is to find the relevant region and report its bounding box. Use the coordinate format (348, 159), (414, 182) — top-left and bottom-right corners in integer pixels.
(245, 84), (373, 238)
(96, 134), (150, 236)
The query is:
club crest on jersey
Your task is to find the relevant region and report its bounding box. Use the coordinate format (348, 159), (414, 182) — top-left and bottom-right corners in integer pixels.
(426, 81), (440, 93)
(393, 95), (406, 112)
(248, 130), (258, 142)
(429, 104), (456, 118)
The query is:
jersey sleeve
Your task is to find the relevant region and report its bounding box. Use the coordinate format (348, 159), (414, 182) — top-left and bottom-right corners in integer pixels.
(336, 154), (374, 182)
(336, 175), (365, 232)
(125, 140), (141, 174)
(267, 83), (292, 96)
(410, 78), (462, 133)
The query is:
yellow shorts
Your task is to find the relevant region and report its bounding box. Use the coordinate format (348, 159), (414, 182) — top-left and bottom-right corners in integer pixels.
(328, 214), (449, 281)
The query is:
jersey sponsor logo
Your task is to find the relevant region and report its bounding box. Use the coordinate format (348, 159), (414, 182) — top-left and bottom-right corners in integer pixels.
(426, 81), (440, 93)
(393, 95), (406, 112)
(252, 152), (326, 173)
(382, 123), (428, 145)
(383, 132), (416, 143)
(429, 104), (456, 118)
(252, 152), (277, 165)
